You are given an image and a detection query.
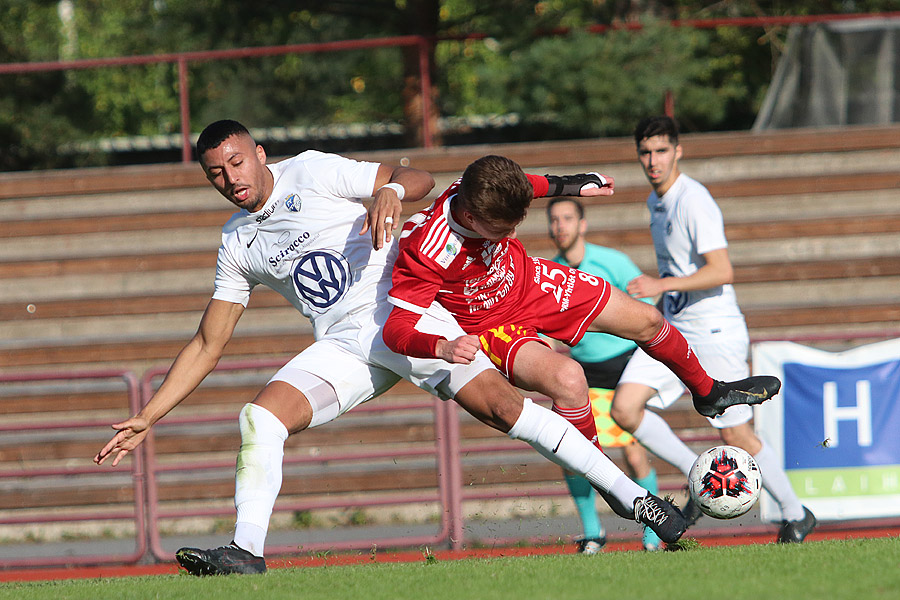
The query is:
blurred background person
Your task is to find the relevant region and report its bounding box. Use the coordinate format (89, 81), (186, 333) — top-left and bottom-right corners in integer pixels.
(547, 196), (662, 553)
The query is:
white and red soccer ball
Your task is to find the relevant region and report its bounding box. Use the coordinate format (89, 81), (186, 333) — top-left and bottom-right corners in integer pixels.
(688, 445), (762, 519)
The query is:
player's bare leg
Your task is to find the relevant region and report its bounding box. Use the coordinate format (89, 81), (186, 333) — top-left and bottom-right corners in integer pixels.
(609, 382), (657, 433)
(590, 287), (780, 416)
(511, 341), (602, 449)
(511, 341), (590, 410)
(446, 369), (524, 433)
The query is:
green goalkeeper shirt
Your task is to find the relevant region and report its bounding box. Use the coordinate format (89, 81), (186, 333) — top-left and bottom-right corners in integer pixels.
(553, 243), (652, 363)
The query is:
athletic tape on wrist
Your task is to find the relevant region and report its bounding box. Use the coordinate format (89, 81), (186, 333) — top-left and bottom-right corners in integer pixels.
(378, 182), (406, 201)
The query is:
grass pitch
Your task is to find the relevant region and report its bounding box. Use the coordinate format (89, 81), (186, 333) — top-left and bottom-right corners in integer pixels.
(2, 537), (898, 600)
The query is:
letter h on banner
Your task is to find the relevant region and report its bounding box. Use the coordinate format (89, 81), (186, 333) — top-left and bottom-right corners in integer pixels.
(752, 338), (900, 521)
(822, 380), (873, 447)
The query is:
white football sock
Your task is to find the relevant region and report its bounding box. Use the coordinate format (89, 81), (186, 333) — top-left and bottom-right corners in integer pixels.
(633, 410), (697, 475)
(754, 440), (805, 521)
(232, 403), (289, 557)
(508, 397), (644, 512)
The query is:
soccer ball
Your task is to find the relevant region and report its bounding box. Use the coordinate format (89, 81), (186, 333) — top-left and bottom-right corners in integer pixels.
(688, 445), (762, 519)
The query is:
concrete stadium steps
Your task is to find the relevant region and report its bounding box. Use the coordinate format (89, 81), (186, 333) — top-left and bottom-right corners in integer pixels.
(1, 125), (899, 377)
(4, 224), (897, 361)
(1, 126), (897, 554)
(3, 124), (896, 202)
(4, 173), (898, 247)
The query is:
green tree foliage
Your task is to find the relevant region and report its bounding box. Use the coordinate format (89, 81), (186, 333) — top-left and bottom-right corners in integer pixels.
(0, 1), (98, 170)
(444, 22), (764, 138)
(1, 0), (897, 169)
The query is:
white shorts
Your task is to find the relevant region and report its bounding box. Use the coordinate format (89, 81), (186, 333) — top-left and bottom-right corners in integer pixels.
(618, 324), (751, 429)
(269, 301), (494, 428)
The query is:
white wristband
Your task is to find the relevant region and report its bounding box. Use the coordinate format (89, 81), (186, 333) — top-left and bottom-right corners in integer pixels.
(378, 182), (406, 201)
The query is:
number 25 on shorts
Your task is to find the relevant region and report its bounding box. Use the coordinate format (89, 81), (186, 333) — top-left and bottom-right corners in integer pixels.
(538, 264), (598, 305)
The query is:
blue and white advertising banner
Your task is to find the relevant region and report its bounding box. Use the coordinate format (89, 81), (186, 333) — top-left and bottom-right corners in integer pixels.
(752, 338), (900, 522)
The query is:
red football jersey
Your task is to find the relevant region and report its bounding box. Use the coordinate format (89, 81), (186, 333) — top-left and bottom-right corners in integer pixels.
(388, 177), (610, 349)
(389, 179), (531, 332)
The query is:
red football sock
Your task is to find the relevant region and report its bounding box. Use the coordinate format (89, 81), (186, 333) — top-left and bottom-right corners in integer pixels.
(641, 320), (714, 397)
(552, 402), (602, 450)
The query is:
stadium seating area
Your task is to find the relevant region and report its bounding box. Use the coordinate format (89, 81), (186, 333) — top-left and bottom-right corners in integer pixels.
(1, 125), (898, 561)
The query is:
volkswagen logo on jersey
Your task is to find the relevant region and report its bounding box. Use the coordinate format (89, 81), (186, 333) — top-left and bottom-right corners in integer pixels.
(285, 194), (302, 212)
(292, 250), (351, 309)
(661, 272), (688, 315)
(665, 292), (688, 315)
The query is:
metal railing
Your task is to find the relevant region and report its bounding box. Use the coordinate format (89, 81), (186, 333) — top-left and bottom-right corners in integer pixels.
(0, 36), (436, 160)
(139, 359), (464, 559)
(1, 329), (898, 567)
(0, 368), (144, 568)
(2, 11), (898, 163)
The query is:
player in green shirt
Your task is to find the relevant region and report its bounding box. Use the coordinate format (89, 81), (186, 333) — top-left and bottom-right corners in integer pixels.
(548, 197), (662, 552)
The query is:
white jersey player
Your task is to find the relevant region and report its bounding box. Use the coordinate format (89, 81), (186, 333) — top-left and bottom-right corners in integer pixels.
(95, 120), (690, 577)
(611, 115), (815, 544)
(647, 173), (745, 334)
(625, 171), (752, 418)
(215, 150), (399, 338)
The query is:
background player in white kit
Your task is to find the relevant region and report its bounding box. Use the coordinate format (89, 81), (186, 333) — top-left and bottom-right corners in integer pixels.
(610, 115), (816, 543)
(94, 120), (689, 576)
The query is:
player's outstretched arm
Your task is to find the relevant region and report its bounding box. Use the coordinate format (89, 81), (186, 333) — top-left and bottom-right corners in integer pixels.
(544, 172), (615, 197)
(362, 165), (435, 250)
(94, 299), (244, 467)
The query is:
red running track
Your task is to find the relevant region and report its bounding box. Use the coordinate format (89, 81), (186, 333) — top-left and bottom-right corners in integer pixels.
(2, 524), (898, 583)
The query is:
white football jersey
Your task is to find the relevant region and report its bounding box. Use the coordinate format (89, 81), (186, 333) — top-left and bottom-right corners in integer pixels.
(211, 150), (393, 338)
(647, 173), (744, 335)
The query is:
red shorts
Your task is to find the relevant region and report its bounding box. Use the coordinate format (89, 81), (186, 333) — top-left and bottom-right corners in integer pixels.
(478, 257), (611, 385)
(521, 256), (611, 344)
(478, 324), (547, 387)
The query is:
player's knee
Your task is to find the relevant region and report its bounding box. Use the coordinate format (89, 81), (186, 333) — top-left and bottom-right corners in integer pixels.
(549, 360), (589, 408)
(609, 398), (640, 432)
(251, 380), (314, 434)
(239, 403), (290, 445)
(638, 308), (666, 343)
(719, 425), (757, 449)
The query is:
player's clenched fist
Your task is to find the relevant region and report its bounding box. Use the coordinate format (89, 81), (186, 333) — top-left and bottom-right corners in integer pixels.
(435, 334), (481, 364)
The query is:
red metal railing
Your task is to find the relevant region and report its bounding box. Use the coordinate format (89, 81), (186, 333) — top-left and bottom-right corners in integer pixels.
(1, 11), (897, 163)
(139, 359), (464, 559)
(1, 329), (898, 567)
(0, 368), (145, 568)
(0, 36), (436, 160)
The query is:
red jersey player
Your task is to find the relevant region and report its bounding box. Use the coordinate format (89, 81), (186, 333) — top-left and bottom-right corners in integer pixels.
(383, 155), (780, 458)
